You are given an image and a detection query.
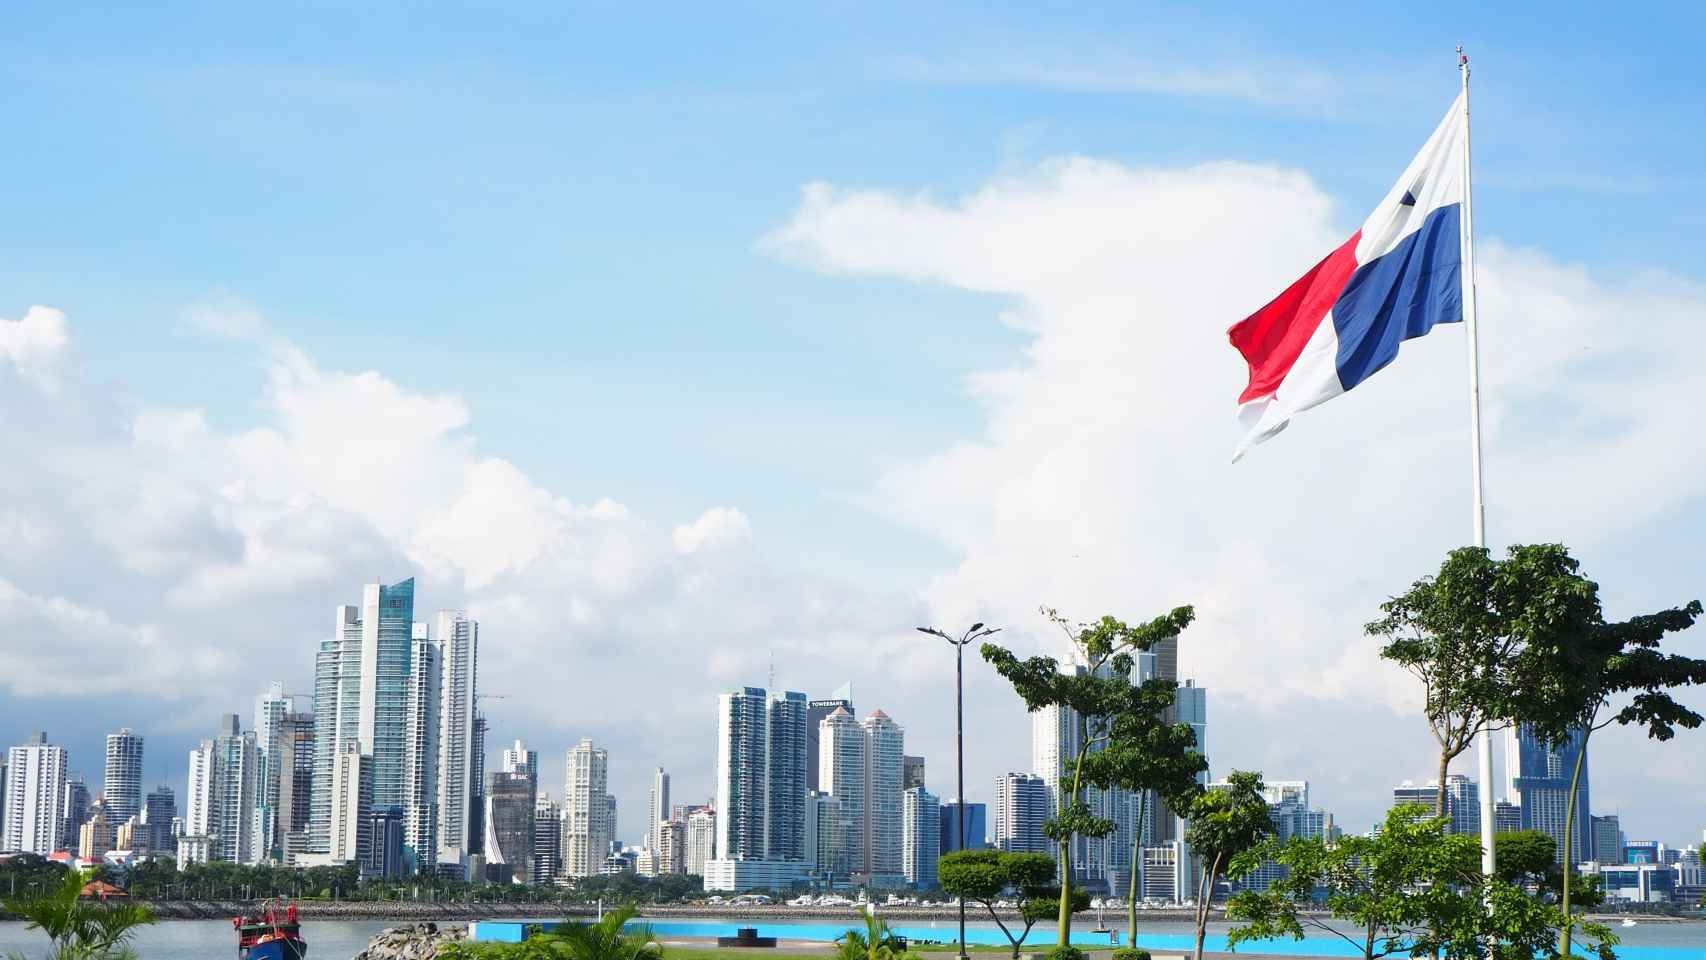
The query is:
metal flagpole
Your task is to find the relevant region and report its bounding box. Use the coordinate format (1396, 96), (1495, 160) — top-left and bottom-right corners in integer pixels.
(1458, 45), (1497, 885)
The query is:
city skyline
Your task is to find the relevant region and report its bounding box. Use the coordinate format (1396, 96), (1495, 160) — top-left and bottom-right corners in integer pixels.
(2, 4), (1705, 856)
(5, 660), (1703, 857)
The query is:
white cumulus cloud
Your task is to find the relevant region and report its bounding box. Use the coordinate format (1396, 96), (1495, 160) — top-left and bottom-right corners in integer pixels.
(765, 155), (1706, 830)
(0, 305), (70, 391)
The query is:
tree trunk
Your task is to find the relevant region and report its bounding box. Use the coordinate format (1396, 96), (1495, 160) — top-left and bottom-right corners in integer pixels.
(1058, 831), (1073, 948)
(1559, 727), (1592, 958)
(1059, 726), (1090, 948)
(1193, 851), (1222, 960)
(1127, 791), (1146, 947)
(1435, 750), (1451, 818)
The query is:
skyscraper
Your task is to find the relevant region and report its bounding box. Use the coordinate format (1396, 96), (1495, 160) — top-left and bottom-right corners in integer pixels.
(3, 732), (68, 855)
(861, 710), (904, 884)
(103, 728), (143, 825)
(562, 738), (611, 878)
(716, 687), (809, 862)
(817, 703), (865, 877)
(767, 692), (809, 861)
(1033, 663), (1123, 886)
(533, 794), (561, 883)
(648, 767), (670, 851)
(312, 578), (418, 855)
(806, 683), (854, 793)
(939, 800), (987, 853)
(436, 610), (479, 868)
(502, 740), (538, 781)
(1506, 724), (1592, 863)
(486, 770), (535, 884)
(707, 686), (811, 891)
(278, 710), (315, 861)
(185, 741), (216, 842)
(718, 687), (769, 862)
(806, 791), (842, 878)
(254, 683), (291, 854)
(902, 756), (926, 791)
(1392, 775), (1480, 836)
(403, 627), (440, 871)
(327, 745), (373, 865)
(60, 776), (90, 853)
(468, 711), (488, 857)
(143, 785), (177, 855)
(656, 817), (686, 875)
(901, 785), (940, 889)
(365, 806), (405, 880)
(1592, 815), (1624, 865)
(994, 772), (1049, 854)
(212, 714), (260, 864)
(685, 807), (715, 876)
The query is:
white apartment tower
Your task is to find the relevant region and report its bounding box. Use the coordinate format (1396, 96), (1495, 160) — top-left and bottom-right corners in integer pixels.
(102, 728), (143, 825)
(328, 745), (374, 864)
(861, 710), (905, 883)
(562, 738), (611, 877)
(817, 705), (865, 876)
(403, 625), (441, 871)
(435, 610), (479, 866)
(185, 741), (216, 840)
(685, 807), (715, 875)
(648, 767), (670, 850)
(995, 772), (1050, 854)
(212, 714), (260, 864)
(3, 732), (68, 855)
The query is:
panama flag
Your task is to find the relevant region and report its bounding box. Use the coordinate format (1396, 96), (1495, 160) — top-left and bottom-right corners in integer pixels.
(1229, 91), (1469, 460)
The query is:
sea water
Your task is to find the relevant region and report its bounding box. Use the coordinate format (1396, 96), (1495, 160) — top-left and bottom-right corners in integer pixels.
(2, 915), (1701, 959)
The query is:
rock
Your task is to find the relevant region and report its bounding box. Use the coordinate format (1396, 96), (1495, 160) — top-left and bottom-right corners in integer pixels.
(354, 922), (471, 960)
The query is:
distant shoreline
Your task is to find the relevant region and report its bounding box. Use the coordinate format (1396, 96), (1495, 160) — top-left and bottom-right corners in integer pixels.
(77, 901), (1703, 926)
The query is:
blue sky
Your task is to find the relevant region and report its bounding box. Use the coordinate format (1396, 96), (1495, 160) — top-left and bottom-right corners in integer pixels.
(3, 3), (1704, 842)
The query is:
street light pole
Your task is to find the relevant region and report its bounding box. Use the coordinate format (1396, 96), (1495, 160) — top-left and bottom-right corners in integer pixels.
(918, 622), (1000, 960)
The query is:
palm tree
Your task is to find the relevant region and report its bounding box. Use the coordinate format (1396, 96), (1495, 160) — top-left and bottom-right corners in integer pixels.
(2, 867), (156, 960)
(543, 903), (661, 960)
(836, 909), (904, 960)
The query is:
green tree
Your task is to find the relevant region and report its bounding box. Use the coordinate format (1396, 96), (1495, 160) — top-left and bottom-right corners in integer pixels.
(1491, 829), (1605, 910)
(1229, 807), (1618, 960)
(937, 850), (1081, 959)
(1080, 672), (1207, 948)
(1368, 546), (1531, 816)
(1495, 546), (1705, 957)
(2, 868), (156, 960)
(1182, 770), (1271, 960)
(981, 605), (1194, 944)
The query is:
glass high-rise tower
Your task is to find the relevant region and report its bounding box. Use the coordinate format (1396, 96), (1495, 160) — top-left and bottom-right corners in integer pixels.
(1506, 724), (1592, 864)
(311, 578), (419, 855)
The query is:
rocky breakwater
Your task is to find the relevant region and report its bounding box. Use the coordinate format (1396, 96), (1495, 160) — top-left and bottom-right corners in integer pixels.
(353, 922), (469, 960)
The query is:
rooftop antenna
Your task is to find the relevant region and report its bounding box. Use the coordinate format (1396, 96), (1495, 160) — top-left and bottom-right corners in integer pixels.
(768, 649), (776, 690)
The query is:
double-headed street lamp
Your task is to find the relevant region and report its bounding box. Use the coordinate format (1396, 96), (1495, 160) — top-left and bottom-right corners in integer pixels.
(918, 621), (1001, 960)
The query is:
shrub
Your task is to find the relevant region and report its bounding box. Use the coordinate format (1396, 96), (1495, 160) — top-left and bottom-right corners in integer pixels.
(1046, 946), (1089, 960)
(1112, 949), (1151, 960)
